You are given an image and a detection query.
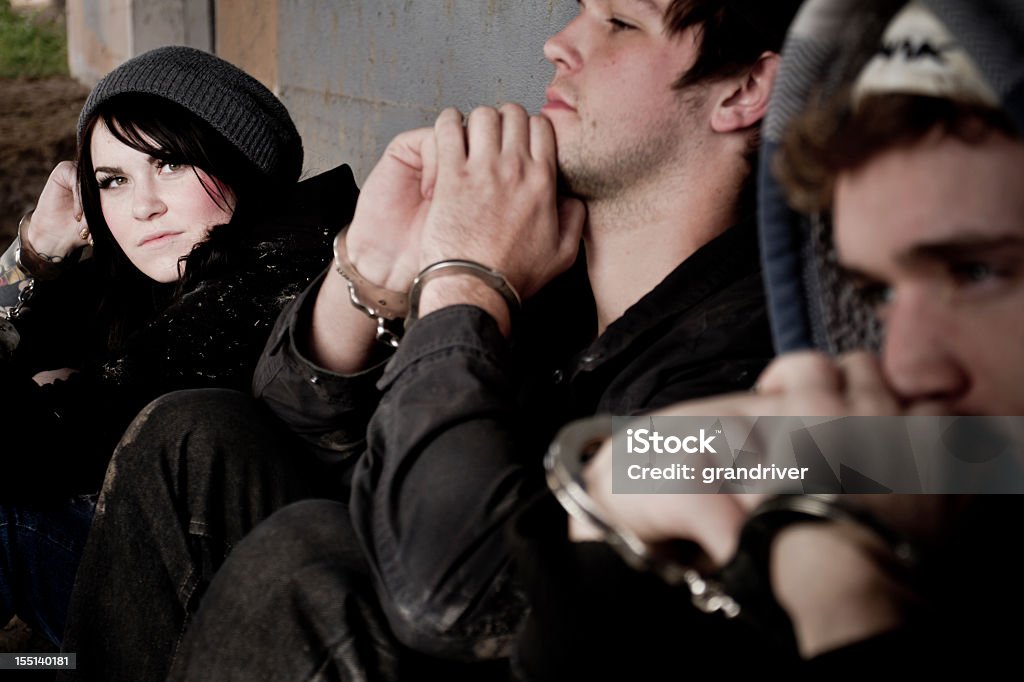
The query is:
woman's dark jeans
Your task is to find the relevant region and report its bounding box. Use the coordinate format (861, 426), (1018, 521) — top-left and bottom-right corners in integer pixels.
(56, 388), (341, 682)
(0, 494), (95, 645)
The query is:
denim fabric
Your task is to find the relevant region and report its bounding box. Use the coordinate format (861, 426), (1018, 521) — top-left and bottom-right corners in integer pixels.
(57, 388), (342, 682)
(0, 494), (96, 645)
(169, 500), (509, 682)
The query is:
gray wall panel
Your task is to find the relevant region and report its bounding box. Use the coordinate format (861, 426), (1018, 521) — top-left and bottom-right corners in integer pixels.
(277, 1), (577, 180)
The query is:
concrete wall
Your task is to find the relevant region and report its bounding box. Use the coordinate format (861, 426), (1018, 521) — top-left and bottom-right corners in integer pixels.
(67, 0), (212, 84)
(277, 1), (576, 180)
(67, 0), (131, 85)
(67, 1), (577, 182)
(216, 0), (277, 91)
(131, 0), (212, 56)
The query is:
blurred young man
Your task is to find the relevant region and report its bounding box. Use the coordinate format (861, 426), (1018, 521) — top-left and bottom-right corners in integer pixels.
(564, 2), (1024, 674)
(752, 1), (1024, 663)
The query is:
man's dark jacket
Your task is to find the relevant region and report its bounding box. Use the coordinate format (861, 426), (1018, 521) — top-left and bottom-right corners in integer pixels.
(256, 213), (774, 660)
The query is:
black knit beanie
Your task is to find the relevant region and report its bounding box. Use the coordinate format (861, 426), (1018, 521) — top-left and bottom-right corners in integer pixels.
(78, 45), (302, 183)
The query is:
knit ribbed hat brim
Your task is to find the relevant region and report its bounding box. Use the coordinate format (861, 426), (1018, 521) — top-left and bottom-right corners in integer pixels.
(78, 46), (302, 183)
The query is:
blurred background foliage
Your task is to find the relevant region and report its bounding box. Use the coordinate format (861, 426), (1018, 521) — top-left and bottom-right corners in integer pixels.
(0, 0), (68, 78)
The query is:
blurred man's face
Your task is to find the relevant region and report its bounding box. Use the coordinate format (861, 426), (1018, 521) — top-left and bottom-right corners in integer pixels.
(834, 129), (1024, 415)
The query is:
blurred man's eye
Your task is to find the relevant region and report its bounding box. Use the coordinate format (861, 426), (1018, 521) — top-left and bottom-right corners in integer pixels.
(950, 261), (995, 285)
(853, 281), (894, 310)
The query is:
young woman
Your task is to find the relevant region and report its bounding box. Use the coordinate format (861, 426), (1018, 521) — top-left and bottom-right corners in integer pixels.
(0, 45), (358, 645)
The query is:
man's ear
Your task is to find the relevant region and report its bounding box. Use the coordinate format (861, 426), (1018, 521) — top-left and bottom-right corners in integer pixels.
(710, 52), (780, 133)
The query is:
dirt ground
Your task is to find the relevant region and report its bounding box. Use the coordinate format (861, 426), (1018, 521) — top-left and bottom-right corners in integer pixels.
(0, 75), (88, 252)
(0, 74), (85, 653)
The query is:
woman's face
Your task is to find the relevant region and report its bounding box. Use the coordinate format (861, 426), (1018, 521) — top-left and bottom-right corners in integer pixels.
(90, 120), (235, 283)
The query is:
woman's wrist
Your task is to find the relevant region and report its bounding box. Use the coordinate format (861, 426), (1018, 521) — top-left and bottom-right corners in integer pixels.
(18, 211), (81, 278)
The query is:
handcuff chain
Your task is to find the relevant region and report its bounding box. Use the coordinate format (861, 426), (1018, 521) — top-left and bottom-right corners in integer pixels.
(2, 278), (35, 321)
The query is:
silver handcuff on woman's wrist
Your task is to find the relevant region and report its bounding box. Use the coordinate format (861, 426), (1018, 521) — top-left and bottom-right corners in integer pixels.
(332, 225), (521, 348)
(2, 211), (84, 321)
(2, 211), (91, 355)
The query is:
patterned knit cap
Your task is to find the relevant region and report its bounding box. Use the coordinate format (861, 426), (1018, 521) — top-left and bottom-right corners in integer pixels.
(852, 1), (999, 109)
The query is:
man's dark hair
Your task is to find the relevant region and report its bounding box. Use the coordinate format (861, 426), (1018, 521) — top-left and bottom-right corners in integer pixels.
(665, 0), (804, 89)
(777, 92), (1020, 214)
(661, 0), (803, 213)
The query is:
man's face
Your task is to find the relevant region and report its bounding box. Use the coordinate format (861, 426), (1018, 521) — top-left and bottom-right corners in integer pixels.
(834, 130), (1024, 415)
(541, 0), (705, 199)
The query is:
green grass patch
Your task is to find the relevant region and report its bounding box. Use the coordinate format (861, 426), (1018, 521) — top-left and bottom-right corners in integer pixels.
(0, 0), (68, 78)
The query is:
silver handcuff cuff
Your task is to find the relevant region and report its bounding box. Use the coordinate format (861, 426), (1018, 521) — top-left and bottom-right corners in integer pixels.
(544, 416), (743, 619)
(545, 415), (923, 624)
(332, 227), (408, 348)
(332, 225), (520, 348)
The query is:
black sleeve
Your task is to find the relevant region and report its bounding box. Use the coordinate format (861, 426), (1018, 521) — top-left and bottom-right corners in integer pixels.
(0, 364), (131, 499)
(349, 305), (536, 660)
(0, 263), (114, 498)
(509, 493), (796, 681)
(347, 255), (774, 661)
(347, 294), (773, 659)
(253, 271), (391, 465)
(6, 262), (102, 374)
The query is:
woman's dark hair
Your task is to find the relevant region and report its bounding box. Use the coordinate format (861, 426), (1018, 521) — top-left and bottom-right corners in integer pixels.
(76, 93), (280, 352)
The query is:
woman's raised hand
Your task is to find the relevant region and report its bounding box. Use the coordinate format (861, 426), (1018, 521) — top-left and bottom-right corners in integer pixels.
(25, 161), (90, 262)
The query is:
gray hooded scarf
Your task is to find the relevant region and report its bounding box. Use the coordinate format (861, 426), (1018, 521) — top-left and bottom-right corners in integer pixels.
(759, 0), (1024, 355)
